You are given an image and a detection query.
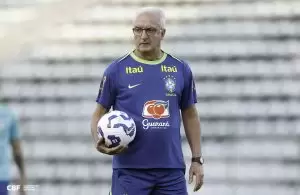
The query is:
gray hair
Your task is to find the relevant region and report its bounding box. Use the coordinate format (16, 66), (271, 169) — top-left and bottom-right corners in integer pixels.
(134, 7), (166, 29)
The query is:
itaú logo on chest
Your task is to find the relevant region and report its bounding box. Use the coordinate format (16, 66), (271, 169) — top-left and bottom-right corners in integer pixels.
(161, 65), (177, 72)
(126, 66), (143, 74)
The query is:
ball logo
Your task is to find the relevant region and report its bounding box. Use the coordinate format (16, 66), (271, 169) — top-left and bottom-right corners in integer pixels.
(107, 135), (121, 148)
(142, 100), (169, 119)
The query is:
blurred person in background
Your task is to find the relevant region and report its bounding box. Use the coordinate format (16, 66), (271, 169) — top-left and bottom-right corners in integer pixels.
(91, 7), (204, 195)
(0, 104), (26, 195)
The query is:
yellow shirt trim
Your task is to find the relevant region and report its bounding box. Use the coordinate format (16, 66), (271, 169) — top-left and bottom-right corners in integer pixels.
(130, 50), (167, 65)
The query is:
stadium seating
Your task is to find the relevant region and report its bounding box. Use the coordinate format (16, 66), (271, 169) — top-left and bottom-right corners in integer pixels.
(1, 0), (300, 195)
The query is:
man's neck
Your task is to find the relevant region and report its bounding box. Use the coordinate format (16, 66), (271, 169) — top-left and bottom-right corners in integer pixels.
(134, 49), (163, 61)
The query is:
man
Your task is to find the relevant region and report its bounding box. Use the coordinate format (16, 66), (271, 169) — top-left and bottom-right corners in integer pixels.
(0, 104), (26, 195)
(91, 7), (204, 195)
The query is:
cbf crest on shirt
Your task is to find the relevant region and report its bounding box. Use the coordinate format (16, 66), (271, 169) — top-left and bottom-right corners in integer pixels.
(96, 51), (197, 169)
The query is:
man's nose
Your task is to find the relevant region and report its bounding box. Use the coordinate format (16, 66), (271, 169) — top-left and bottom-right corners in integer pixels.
(141, 30), (149, 39)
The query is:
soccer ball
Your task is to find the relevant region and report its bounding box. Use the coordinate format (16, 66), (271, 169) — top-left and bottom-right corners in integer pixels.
(97, 110), (136, 147)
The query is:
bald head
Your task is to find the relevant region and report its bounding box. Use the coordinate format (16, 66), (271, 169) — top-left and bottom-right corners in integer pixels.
(133, 7), (166, 29)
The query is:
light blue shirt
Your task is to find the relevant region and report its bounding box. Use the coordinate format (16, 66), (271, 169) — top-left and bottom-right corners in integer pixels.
(0, 105), (20, 181)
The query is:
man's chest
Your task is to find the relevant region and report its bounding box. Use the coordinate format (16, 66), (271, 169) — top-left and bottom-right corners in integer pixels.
(117, 64), (184, 98)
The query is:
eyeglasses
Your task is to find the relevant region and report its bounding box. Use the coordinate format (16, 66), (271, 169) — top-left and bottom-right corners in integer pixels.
(132, 27), (161, 36)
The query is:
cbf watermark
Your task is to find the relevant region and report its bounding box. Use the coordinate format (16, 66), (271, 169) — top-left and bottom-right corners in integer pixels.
(7, 185), (39, 191)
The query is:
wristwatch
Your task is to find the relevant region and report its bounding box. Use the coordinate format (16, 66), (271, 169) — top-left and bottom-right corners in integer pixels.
(192, 156), (204, 165)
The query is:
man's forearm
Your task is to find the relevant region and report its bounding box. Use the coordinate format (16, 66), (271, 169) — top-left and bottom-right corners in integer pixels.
(184, 117), (202, 157)
(14, 154), (25, 177)
(11, 140), (26, 180)
(91, 114), (100, 144)
(182, 107), (202, 157)
(91, 105), (108, 145)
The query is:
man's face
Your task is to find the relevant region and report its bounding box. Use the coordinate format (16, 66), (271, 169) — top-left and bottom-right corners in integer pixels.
(133, 13), (165, 53)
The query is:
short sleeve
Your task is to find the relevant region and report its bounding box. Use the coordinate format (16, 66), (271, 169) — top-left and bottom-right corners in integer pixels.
(96, 64), (117, 109)
(180, 63), (197, 110)
(10, 113), (20, 141)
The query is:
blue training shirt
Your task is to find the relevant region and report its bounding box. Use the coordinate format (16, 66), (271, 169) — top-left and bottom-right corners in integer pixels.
(0, 105), (20, 181)
(96, 51), (197, 169)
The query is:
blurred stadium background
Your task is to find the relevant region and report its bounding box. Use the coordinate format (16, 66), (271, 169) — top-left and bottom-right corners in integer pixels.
(0, 0), (299, 194)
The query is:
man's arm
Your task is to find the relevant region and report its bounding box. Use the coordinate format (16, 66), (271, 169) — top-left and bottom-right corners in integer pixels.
(182, 104), (202, 158)
(182, 104), (204, 192)
(91, 104), (108, 145)
(11, 139), (26, 192)
(92, 63), (126, 155)
(9, 112), (26, 194)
